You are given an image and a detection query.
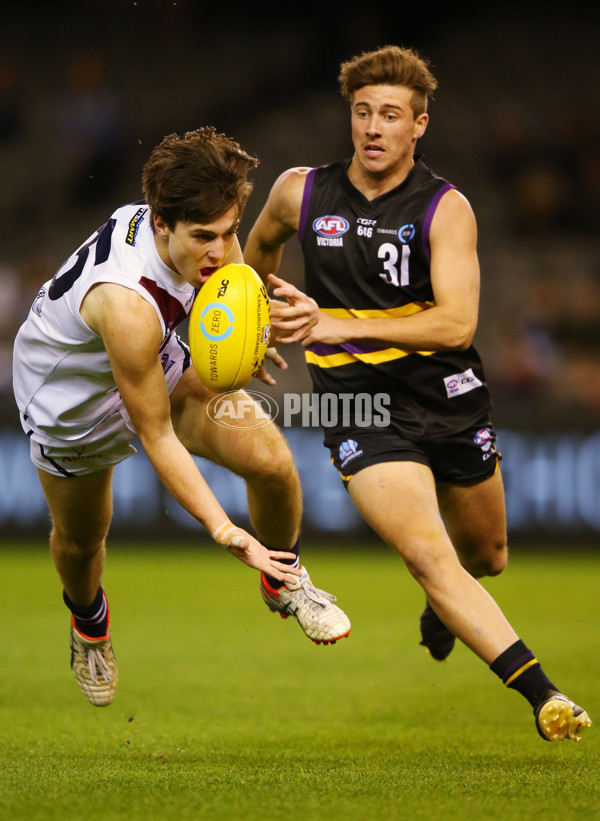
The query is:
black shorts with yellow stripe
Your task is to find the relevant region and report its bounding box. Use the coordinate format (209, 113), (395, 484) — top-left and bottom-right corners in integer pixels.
(328, 416), (501, 488)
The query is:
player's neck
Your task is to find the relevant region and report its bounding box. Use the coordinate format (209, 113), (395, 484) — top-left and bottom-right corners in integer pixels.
(347, 156), (414, 200)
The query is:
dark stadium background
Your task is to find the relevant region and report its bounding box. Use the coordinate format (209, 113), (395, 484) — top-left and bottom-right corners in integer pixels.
(1, 0), (599, 542)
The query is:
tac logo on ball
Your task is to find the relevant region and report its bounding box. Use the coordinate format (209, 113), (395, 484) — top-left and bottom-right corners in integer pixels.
(198, 301), (235, 341)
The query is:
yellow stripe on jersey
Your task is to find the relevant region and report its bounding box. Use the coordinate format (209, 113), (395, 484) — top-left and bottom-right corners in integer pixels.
(305, 302), (437, 368)
(305, 347), (435, 368)
(322, 302), (434, 319)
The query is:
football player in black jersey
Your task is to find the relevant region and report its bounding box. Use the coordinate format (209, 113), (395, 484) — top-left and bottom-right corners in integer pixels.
(245, 45), (591, 741)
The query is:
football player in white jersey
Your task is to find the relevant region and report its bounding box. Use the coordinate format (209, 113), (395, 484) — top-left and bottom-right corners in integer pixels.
(13, 128), (351, 707)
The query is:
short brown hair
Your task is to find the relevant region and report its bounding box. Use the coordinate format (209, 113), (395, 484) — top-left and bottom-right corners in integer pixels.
(142, 127), (259, 230)
(338, 45), (438, 117)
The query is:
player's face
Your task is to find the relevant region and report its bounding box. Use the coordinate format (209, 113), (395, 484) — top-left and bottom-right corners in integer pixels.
(350, 84), (428, 181)
(154, 206), (240, 288)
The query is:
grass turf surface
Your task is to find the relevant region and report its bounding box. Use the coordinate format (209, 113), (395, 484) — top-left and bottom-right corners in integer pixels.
(0, 543), (598, 820)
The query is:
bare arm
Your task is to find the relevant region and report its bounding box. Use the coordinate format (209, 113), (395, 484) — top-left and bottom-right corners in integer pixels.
(245, 168), (319, 355)
(302, 189), (481, 352)
(81, 283), (299, 581)
(244, 167), (309, 279)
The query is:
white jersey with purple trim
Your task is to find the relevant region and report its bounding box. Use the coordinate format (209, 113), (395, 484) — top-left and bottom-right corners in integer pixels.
(13, 202), (196, 445)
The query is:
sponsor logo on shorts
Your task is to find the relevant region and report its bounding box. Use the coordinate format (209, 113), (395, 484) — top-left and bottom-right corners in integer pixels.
(474, 426), (495, 460)
(125, 207), (148, 246)
(60, 445), (103, 463)
(339, 439), (363, 468)
(160, 352), (176, 374)
(474, 427), (492, 446)
(443, 368), (483, 399)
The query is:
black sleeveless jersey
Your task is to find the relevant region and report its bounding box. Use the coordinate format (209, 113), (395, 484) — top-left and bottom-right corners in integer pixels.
(298, 157), (492, 440)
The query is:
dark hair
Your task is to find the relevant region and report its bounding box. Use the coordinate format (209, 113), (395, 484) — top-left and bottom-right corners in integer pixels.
(339, 45), (438, 117)
(142, 127), (259, 230)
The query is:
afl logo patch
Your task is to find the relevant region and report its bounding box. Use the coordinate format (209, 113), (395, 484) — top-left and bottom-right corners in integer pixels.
(313, 215), (350, 237)
(398, 224), (415, 244)
(474, 427), (492, 445)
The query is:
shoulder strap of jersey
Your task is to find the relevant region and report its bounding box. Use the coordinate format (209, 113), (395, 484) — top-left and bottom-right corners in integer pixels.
(298, 168), (317, 243)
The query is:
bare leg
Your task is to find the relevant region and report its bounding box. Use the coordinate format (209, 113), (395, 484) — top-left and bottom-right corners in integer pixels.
(437, 469), (508, 578)
(37, 466), (114, 606)
(348, 461), (518, 663)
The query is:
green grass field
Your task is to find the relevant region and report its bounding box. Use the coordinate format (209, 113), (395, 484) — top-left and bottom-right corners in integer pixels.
(0, 542), (598, 821)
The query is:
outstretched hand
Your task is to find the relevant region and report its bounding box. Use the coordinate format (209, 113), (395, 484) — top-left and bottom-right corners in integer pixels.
(212, 522), (302, 583)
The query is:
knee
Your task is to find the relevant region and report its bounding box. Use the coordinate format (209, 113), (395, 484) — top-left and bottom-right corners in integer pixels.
(463, 539), (508, 577)
(51, 524), (107, 560)
(484, 545), (508, 576)
(402, 541), (459, 588)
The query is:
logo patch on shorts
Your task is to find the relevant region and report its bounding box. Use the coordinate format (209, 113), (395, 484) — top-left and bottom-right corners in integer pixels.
(443, 368), (483, 398)
(160, 352), (176, 374)
(474, 426), (495, 460)
(339, 439), (363, 468)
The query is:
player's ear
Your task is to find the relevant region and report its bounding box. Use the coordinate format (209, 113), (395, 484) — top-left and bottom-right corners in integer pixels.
(154, 214), (169, 237)
(414, 112), (429, 140)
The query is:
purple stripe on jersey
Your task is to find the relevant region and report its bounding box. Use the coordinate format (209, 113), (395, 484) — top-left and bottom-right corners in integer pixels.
(307, 340), (392, 357)
(421, 183), (455, 262)
(298, 168), (317, 243)
(139, 277), (187, 333)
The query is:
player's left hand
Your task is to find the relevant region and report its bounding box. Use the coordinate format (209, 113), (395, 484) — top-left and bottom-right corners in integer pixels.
(254, 347), (288, 386)
(267, 273), (319, 344)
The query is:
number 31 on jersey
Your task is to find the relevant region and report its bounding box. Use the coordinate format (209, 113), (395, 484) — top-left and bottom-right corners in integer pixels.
(378, 242), (410, 287)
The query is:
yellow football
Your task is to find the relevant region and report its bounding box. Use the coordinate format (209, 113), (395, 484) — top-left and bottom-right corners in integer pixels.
(188, 263), (270, 392)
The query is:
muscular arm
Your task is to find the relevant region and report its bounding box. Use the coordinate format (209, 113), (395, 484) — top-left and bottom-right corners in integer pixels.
(303, 189), (481, 352)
